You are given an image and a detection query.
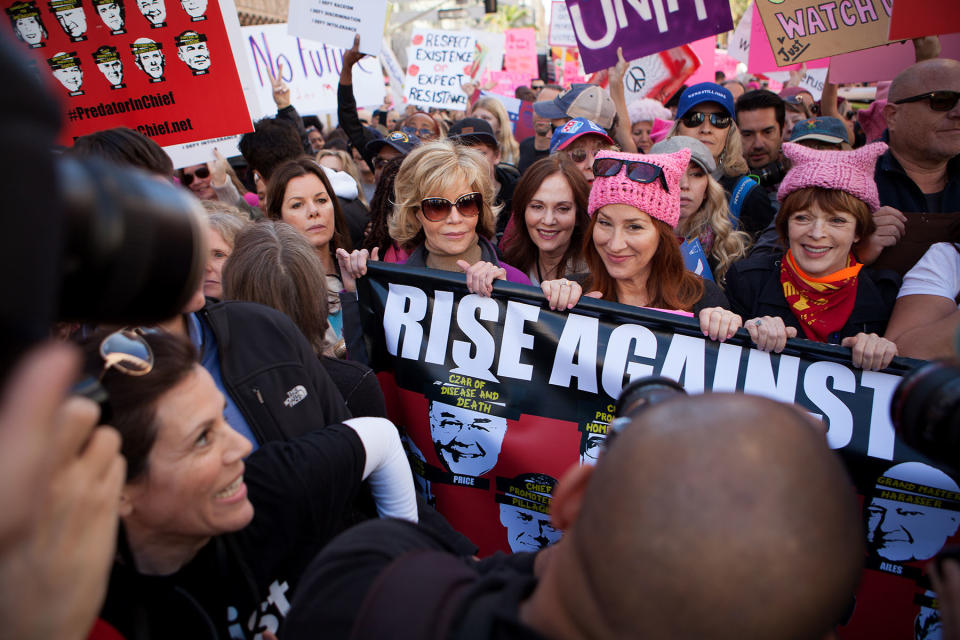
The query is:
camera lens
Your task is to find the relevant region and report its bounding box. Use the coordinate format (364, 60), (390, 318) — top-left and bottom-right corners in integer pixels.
(56, 157), (206, 323)
(615, 376), (687, 419)
(891, 360), (960, 467)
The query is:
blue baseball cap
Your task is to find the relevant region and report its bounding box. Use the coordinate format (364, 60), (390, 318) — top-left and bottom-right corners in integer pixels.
(676, 82), (736, 120)
(549, 117), (614, 155)
(365, 129), (420, 157)
(788, 116), (849, 145)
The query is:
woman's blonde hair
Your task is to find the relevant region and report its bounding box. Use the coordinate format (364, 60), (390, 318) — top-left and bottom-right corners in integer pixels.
(389, 140), (500, 248)
(205, 211), (250, 248)
(669, 120), (749, 177)
(316, 149), (368, 208)
(472, 97), (520, 166)
(676, 175), (752, 281)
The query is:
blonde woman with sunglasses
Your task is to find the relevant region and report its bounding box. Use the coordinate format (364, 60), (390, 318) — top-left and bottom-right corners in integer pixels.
(337, 140), (529, 298)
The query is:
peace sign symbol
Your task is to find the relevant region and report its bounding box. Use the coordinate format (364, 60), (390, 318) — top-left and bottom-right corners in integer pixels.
(626, 66), (645, 93)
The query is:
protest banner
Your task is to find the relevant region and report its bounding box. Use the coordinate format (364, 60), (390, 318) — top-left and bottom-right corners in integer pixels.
(621, 45), (701, 106)
(503, 27), (537, 81)
(829, 33), (960, 84)
(754, 0), (893, 67)
(730, 1), (830, 73)
(164, 133), (241, 169)
(563, 0), (732, 74)
(379, 37), (405, 108)
(7, 0), (254, 148)
(286, 0), (386, 56)
(356, 262), (952, 638)
(548, 0), (576, 47)
(888, 0), (960, 40)
(241, 23), (383, 118)
(403, 29), (504, 110)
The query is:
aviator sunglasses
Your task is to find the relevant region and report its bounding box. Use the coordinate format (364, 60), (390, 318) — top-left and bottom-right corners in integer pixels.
(419, 192), (483, 222)
(680, 111), (733, 129)
(181, 166), (210, 187)
(893, 90), (960, 112)
(593, 157), (670, 193)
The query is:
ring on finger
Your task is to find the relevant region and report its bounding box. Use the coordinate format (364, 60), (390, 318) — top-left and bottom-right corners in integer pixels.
(753, 318), (763, 327)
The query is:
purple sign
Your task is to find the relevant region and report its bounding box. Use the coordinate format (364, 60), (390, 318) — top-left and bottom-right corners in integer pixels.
(565, 0), (733, 74)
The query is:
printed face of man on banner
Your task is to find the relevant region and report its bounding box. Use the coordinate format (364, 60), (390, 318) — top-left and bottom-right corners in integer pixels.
(176, 32), (209, 73)
(51, 3), (85, 39)
(135, 0), (163, 26)
(94, 46), (123, 87)
(50, 55), (83, 92)
(866, 462), (960, 563)
(94, 0), (123, 32)
(429, 400), (507, 477)
(132, 38), (164, 80)
(580, 432), (605, 466)
(178, 0), (204, 19)
(499, 504), (562, 553)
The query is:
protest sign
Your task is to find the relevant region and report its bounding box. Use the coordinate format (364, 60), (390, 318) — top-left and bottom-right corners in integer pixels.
(563, 0), (732, 74)
(485, 70), (531, 98)
(754, 0), (893, 67)
(621, 45), (701, 105)
(241, 23), (383, 118)
(548, 0), (576, 47)
(829, 33), (960, 84)
(165, 133), (241, 169)
(286, 0), (386, 56)
(8, 0), (254, 148)
(504, 27), (537, 81)
(765, 66), (828, 99)
(356, 262), (949, 637)
(685, 35), (717, 86)
(379, 37), (405, 108)
(403, 29), (504, 110)
(888, 0), (960, 40)
(680, 238), (713, 280)
(730, 1), (830, 73)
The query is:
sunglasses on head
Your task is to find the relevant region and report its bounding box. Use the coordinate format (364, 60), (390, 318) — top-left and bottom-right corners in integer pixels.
(680, 111), (733, 129)
(99, 328), (156, 379)
(593, 157), (670, 193)
(893, 90), (960, 112)
(181, 165), (209, 187)
(419, 192), (483, 222)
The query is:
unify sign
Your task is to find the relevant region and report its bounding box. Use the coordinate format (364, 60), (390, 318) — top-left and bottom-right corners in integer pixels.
(357, 263), (954, 638)
(563, 0), (732, 73)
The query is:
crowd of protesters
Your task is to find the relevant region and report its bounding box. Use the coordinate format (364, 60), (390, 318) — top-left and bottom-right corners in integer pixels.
(2, 20), (960, 640)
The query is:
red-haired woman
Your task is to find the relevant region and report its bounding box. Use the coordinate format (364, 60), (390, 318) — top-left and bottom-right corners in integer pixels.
(540, 149), (742, 343)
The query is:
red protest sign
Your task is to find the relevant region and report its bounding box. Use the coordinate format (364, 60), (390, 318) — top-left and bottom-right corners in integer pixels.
(888, 0), (960, 40)
(6, 0), (253, 147)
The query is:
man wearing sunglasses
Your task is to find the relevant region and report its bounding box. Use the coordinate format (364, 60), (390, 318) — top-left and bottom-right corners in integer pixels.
(857, 58), (960, 267)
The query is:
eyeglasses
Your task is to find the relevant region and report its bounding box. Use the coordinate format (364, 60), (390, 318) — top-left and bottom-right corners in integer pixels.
(893, 90), (960, 112)
(181, 166), (209, 187)
(593, 157), (670, 193)
(680, 111), (733, 129)
(419, 192), (483, 222)
(98, 328), (155, 379)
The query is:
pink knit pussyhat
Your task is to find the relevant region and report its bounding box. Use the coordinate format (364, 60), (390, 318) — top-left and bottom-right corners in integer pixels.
(777, 141), (888, 212)
(588, 149), (691, 227)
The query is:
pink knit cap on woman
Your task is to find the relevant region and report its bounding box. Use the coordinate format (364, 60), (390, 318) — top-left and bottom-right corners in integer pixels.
(587, 149), (691, 227)
(777, 141), (888, 212)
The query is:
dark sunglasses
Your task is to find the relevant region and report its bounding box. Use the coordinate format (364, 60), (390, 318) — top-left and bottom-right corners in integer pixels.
(419, 192), (483, 222)
(593, 157), (670, 193)
(401, 125), (435, 139)
(181, 165), (209, 187)
(99, 328), (155, 379)
(893, 90), (960, 112)
(680, 111), (733, 129)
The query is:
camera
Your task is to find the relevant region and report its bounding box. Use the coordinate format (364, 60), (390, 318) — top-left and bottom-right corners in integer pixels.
(605, 376), (687, 449)
(891, 358), (960, 471)
(749, 161), (787, 188)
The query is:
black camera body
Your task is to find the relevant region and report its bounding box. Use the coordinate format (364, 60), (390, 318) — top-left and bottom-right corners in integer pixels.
(749, 161), (787, 188)
(891, 358), (960, 471)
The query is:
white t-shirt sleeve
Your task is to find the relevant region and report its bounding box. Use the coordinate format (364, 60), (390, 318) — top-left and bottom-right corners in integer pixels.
(897, 243), (960, 308)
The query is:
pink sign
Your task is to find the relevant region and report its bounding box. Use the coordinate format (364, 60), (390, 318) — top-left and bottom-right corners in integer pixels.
(748, 2), (829, 73)
(504, 28), (538, 81)
(485, 70), (531, 97)
(685, 36), (717, 86)
(829, 33), (960, 84)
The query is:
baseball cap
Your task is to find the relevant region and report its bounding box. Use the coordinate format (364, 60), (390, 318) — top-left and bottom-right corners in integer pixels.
(534, 83), (616, 130)
(788, 117), (849, 146)
(650, 135), (716, 174)
(549, 118), (615, 155)
(365, 129), (420, 157)
(447, 117), (498, 149)
(676, 82), (736, 120)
